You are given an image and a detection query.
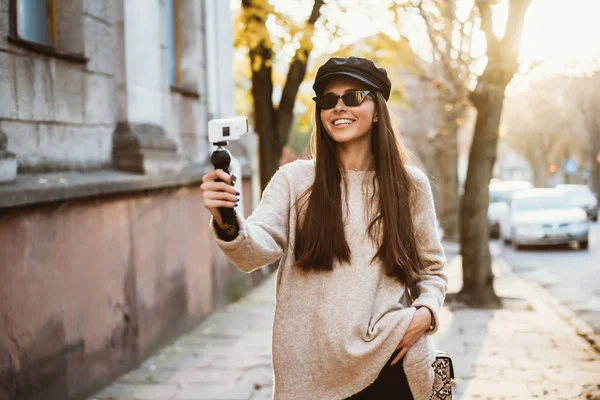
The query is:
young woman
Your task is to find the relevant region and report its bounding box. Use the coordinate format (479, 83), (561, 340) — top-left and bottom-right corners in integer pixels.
(201, 56), (447, 400)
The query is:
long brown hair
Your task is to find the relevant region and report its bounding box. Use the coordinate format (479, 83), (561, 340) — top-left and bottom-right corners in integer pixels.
(294, 91), (426, 286)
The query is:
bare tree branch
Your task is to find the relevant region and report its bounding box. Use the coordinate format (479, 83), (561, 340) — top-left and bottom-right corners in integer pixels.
(417, 4), (461, 99)
(499, 0), (532, 74)
(475, 0), (499, 52)
(502, 0), (532, 50)
(277, 0), (324, 147)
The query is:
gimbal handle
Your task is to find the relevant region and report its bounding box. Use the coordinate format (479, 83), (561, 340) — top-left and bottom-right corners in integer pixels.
(210, 143), (237, 226)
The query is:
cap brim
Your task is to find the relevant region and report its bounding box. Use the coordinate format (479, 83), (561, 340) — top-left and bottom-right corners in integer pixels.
(313, 71), (381, 94)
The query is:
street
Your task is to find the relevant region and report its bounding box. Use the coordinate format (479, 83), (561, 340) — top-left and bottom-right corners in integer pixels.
(497, 220), (600, 334)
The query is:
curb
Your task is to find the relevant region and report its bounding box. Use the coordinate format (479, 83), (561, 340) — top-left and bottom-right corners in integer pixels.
(495, 255), (600, 354)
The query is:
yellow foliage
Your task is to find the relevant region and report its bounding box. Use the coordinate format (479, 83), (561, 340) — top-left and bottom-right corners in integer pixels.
(298, 25), (315, 54)
(236, 1), (274, 51)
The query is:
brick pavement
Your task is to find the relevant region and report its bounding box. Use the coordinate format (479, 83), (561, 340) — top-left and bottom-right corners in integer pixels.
(91, 244), (600, 400)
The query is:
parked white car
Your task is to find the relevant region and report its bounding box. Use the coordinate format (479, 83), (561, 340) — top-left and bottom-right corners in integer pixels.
(557, 184), (598, 222)
(499, 188), (590, 250)
(488, 180), (533, 237)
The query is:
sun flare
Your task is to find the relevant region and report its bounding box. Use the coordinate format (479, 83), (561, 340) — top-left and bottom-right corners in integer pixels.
(516, 0), (600, 74)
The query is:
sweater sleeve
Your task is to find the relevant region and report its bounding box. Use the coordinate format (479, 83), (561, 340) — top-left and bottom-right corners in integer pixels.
(209, 166), (291, 273)
(408, 168), (448, 335)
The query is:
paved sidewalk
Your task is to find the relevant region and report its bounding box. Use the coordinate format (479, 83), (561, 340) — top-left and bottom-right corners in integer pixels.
(91, 244), (600, 400)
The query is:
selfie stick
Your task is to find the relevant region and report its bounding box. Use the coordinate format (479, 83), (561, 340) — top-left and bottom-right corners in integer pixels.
(211, 141), (237, 226)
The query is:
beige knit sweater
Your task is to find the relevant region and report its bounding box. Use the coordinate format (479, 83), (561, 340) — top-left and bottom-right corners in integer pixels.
(210, 159), (447, 400)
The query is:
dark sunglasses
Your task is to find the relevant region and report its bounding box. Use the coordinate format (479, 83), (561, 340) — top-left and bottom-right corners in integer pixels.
(312, 90), (372, 110)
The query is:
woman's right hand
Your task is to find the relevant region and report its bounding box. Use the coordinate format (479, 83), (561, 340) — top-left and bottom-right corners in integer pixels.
(200, 169), (240, 227)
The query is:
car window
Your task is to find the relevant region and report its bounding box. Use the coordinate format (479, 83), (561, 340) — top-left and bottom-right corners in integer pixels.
(566, 192), (595, 201)
(490, 189), (523, 203)
(490, 191), (511, 203)
(560, 186), (593, 196)
(489, 182), (533, 204)
(512, 195), (571, 211)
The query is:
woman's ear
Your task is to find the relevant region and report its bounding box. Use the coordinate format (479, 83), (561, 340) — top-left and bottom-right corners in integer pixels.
(373, 115), (379, 123)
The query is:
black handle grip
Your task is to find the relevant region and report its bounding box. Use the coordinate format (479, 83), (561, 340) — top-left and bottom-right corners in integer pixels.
(211, 147), (236, 226)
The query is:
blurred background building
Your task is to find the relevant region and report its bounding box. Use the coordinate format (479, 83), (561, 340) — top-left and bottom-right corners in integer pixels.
(0, 1), (259, 399)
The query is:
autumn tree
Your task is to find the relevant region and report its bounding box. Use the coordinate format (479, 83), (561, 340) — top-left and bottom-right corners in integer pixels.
(459, 0), (531, 307)
(570, 71), (600, 193)
(396, 0), (532, 306)
(236, 0), (324, 190)
(502, 77), (588, 187)
(391, 0), (481, 240)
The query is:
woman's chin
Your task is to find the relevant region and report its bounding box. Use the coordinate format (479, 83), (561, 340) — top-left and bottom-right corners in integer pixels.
(329, 130), (355, 142)
(329, 131), (368, 145)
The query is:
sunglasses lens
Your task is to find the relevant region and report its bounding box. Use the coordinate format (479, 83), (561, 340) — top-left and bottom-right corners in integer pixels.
(314, 91), (369, 109)
(316, 93), (339, 109)
(341, 91), (366, 107)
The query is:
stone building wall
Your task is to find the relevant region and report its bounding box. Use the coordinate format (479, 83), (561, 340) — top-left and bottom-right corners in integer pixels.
(0, 1), (117, 172)
(0, 0), (220, 175)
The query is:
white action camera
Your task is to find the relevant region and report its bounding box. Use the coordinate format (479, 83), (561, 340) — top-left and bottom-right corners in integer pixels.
(208, 116), (248, 144)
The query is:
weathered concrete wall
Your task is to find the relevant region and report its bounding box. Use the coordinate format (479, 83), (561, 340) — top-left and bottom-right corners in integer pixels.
(0, 0), (117, 172)
(0, 180), (262, 400)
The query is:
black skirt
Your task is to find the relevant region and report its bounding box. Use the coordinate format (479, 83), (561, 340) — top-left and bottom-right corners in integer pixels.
(345, 350), (415, 400)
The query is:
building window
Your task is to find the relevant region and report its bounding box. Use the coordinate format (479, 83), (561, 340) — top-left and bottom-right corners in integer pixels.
(13, 0), (57, 46)
(8, 0), (86, 63)
(166, 0), (181, 87)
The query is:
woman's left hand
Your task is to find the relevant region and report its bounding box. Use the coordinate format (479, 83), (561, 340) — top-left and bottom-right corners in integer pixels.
(390, 307), (432, 365)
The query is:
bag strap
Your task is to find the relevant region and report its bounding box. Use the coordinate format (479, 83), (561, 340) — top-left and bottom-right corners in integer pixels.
(435, 350), (455, 379)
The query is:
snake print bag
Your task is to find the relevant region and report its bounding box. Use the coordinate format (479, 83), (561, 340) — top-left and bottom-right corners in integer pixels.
(430, 350), (454, 400)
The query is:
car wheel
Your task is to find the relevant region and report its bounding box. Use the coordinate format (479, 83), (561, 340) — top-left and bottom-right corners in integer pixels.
(579, 240), (589, 250)
(511, 237), (522, 251)
(501, 230), (511, 244)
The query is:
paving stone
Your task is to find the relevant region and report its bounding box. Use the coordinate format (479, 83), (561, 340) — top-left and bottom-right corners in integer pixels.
(459, 378), (531, 398)
(166, 368), (243, 384)
(528, 381), (583, 399)
(248, 387), (273, 400)
(146, 352), (216, 370)
(119, 368), (178, 385)
(542, 366), (600, 385)
(237, 365), (274, 388)
(492, 367), (546, 382)
(92, 383), (178, 400)
(170, 380), (255, 400)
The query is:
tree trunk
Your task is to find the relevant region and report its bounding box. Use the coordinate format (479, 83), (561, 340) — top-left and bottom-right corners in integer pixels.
(248, 45), (280, 192)
(589, 130), (600, 194)
(434, 115), (460, 241)
(458, 0), (530, 307)
(533, 148), (550, 187)
(459, 88), (505, 307)
(524, 152), (541, 187)
(258, 125), (283, 193)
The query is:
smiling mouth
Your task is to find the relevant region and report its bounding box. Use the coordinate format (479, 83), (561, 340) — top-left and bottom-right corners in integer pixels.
(333, 119), (355, 126)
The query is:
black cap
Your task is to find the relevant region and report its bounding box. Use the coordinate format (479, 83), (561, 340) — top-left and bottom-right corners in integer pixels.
(313, 56), (392, 101)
